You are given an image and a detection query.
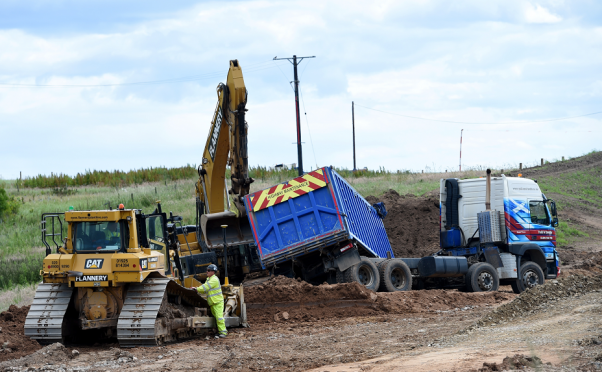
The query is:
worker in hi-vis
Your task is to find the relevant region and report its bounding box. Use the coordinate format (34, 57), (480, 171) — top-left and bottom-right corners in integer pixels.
(195, 264), (227, 338)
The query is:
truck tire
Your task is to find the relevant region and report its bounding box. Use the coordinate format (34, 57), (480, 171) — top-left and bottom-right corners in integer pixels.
(511, 262), (545, 294)
(335, 269), (346, 284)
(378, 259), (412, 292)
(344, 257), (380, 291)
(466, 263), (499, 292)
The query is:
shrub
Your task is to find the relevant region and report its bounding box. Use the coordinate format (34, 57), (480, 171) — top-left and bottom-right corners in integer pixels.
(0, 186), (20, 219)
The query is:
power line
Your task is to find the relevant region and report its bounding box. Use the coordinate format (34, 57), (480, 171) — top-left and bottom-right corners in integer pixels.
(273, 54), (316, 176)
(273, 60), (294, 91)
(0, 60), (287, 88)
(299, 85), (318, 169)
(354, 103), (602, 125)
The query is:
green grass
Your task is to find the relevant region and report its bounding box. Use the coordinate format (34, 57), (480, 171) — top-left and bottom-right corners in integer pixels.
(555, 221), (589, 247)
(0, 165), (501, 291)
(537, 167), (602, 212)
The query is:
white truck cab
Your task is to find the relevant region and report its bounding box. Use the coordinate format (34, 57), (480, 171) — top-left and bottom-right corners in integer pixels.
(439, 174), (559, 293)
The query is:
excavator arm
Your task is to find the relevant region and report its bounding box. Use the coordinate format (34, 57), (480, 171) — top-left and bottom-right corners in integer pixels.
(197, 60), (255, 249)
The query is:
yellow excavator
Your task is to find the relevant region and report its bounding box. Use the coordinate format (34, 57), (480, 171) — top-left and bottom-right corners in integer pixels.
(176, 60), (265, 283)
(24, 61), (254, 347)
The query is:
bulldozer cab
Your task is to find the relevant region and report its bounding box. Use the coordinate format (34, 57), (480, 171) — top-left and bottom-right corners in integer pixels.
(73, 220), (125, 252)
(137, 210), (172, 276)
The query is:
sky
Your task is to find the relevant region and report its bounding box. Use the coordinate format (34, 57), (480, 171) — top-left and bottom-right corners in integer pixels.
(1, 0), (601, 179)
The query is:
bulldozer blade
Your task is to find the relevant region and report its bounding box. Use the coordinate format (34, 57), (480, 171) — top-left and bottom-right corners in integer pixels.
(201, 211), (255, 248)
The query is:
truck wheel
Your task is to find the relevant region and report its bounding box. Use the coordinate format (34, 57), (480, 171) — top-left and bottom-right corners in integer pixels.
(511, 262), (545, 294)
(335, 269), (346, 284)
(466, 263), (499, 292)
(378, 259), (412, 292)
(344, 257), (380, 291)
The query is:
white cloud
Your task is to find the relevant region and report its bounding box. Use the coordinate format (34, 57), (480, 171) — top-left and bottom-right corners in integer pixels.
(0, 0), (600, 179)
(524, 3), (562, 24)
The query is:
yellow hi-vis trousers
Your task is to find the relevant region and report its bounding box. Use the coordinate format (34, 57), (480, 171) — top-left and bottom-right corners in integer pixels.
(210, 301), (227, 335)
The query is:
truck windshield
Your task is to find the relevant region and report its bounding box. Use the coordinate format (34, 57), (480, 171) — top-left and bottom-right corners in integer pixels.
(529, 201), (551, 225)
(73, 221), (121, 251)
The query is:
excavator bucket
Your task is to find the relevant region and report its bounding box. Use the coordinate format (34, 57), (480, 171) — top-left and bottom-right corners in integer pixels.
(200, 211), (255, 249)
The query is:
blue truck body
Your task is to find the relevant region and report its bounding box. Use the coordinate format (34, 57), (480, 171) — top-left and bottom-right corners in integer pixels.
(243, 167), (393, 269)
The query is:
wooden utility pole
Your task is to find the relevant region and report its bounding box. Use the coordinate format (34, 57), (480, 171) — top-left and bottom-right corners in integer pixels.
(352, 102), (356, 171)
(273, 55), (316, 176)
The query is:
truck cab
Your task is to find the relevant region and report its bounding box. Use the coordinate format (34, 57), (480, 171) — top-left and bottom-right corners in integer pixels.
(439, 174), (559, 293)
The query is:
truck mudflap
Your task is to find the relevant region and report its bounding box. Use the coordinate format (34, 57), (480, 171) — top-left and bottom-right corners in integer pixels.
(24, 283), (74, 344)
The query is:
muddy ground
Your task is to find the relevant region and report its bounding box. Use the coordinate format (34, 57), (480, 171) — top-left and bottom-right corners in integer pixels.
(2, 274), (602, 371)
(1, 153), (601, 371)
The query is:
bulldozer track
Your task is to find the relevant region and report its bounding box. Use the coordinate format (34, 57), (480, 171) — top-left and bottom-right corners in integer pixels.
(117, 277), (169, 347)
(117, 275), (209, 348)
(24, 283), (74, 344)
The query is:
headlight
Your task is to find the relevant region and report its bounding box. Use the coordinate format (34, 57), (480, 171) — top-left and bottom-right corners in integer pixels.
(545, 253), (554, 259)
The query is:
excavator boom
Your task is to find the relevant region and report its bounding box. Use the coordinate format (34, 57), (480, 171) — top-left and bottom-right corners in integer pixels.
(197, 60), (254, 248)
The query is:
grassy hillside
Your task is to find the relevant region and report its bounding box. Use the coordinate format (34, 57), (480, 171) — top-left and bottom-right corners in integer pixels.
(0, 166), (494, 290)
(1, 150), (600, 291)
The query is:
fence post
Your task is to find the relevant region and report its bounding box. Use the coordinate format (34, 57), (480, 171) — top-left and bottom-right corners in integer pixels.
(131, 193), (134, 201)
(519, 163), (522, 170)
(155, 187), (157, 194)
(541, 158), (544, 166)
(562, 156), (565, 161)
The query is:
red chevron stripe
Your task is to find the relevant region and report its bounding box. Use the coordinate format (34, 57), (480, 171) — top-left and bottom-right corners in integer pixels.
(310, 170), (326, 182)
(274, 195), (284, 205)
(294, 189), (305, 196)
(259, 197), (270, 211)
(307, 181), (321, 190)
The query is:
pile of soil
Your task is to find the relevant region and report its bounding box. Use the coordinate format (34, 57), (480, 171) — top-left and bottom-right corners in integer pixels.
(244, 276), (373, 304)
(245, 277), (514, 324)
(366, 189), (440, 258)
(0, 305), (41, 362)
(573, 251), (602, 273)
(474, 274), (602, 328)
(472, 354), (547, 371)
(0, 342), (73, 369)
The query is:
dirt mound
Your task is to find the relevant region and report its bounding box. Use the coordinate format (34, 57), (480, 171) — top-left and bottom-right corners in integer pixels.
(573, 251), (602, 273)
(245, 277), (514, 324)
(472, 354), (548, 371)
(244, 276), (373, 304)
(366, 189), (440, 258)
(0, 305), (41, 362)
(0, 342), (75, 369)
(473, 274), (602, 328)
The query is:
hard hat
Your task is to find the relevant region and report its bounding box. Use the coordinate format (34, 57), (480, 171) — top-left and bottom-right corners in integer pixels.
(207, 264), (218, 272)
(119, 203), (125, 210)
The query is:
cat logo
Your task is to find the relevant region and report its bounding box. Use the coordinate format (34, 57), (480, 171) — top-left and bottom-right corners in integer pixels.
(85, 259), (104, 269)
(140, 258), (148, 270)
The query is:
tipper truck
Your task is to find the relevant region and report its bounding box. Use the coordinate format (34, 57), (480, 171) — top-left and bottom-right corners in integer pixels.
(234, 168), (560, 294)
(429, 169), (560, 293)
(241, 166), (403, 292)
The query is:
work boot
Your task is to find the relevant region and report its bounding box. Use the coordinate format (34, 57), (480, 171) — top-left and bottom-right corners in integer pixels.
(218, 334), (227, 338)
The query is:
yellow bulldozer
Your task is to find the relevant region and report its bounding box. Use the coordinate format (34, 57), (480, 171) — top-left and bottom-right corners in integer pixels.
(25, 203), (247, 347)
(25, 59), (257, 347)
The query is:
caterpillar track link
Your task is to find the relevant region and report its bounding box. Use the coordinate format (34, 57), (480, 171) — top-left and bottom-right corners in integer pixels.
(117, 275), (211, 348)
(24, 283), (74, 344)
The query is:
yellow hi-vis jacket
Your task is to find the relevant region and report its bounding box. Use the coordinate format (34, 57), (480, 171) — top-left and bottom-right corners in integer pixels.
(196, 275), (223, 306)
